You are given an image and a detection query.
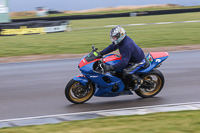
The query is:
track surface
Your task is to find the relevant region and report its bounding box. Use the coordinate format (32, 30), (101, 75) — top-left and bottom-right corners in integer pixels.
(0, 50), (200, 120)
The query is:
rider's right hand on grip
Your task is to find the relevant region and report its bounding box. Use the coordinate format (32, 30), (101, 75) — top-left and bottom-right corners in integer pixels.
(96, 53), (103, 58)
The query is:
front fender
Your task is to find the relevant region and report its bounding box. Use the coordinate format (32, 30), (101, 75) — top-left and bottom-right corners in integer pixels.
(72, 76), (89, 86)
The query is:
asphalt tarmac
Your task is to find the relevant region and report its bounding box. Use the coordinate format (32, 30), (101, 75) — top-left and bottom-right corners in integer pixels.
(0, 50), (200, 120)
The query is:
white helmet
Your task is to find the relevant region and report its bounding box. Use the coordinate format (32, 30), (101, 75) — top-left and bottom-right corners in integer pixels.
(110, 26), (126, 45)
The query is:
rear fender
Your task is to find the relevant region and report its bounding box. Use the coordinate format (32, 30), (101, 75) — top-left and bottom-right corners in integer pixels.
(136, 52), (169, 74)
(72, 75), (89, 86)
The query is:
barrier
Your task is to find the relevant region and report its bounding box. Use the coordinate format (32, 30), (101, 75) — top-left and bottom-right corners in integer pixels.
(137, 8), (200, 16)
(0, 20), (72, 36)
(12, 13), (130, 22)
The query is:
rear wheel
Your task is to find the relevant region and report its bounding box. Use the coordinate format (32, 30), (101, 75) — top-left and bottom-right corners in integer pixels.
(65, 79), (95, 104)
(135, 69), (164, 98)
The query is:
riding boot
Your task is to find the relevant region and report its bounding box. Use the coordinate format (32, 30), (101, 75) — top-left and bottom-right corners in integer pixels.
(124, 74), (142, 91)
(131, 74), (143, 91)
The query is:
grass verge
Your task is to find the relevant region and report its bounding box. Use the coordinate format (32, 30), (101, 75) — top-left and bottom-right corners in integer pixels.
(71, 12), (200, 28)
(1, 110), (200, 133)
(0, 12), (200, 57)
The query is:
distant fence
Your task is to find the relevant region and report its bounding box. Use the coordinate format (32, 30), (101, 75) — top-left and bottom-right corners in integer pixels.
(12, 8), (200, 22)
(137, 7), (200, 16)
(0, 20), (72, 36)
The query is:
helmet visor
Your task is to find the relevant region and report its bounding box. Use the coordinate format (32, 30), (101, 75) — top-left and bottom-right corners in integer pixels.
(110, 36), (117, 43)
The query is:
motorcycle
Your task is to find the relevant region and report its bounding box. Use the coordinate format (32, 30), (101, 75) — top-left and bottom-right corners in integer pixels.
(65, 45), (169, 104)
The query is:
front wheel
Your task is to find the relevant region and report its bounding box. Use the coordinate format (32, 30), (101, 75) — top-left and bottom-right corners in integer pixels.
(135, 69), (165, 98)
(65, 79), (95, 104)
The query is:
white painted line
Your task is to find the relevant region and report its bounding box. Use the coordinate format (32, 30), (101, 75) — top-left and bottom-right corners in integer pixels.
(105, 25), (118, 27)
(126, 23), (146, 26)
(0, 101), (200, 123)
(184, 20), (200, 23)
(156, 22), (174, 25)
(74, 20), (200, 30)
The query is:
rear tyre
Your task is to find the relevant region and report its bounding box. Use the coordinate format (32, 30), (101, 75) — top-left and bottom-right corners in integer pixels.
(65, 79), (95, 104)
(135, 69), (164, 98)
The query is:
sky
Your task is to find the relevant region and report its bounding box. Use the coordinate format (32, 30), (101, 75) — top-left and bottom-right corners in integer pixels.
(9, 0), (200, 12)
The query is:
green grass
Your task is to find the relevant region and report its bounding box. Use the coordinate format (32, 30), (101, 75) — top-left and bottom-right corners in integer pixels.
(11, 5), (200, 19)
(1, 110), (200, 133)
(1, 12), (200, 57)
(71, 12), (200, 28)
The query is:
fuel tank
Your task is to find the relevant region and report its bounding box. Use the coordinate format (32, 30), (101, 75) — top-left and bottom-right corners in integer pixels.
(102, 54), (122, 65)
(103, 54), (124, 71)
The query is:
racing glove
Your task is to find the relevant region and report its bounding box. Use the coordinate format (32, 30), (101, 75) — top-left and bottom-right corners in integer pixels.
(96, 52), (103, 58)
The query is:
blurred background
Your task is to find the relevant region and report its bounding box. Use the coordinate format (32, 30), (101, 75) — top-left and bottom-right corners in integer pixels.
(0, 0), (200, 132)
(0, 0), (200, 58)
(9, 0), (200, 12)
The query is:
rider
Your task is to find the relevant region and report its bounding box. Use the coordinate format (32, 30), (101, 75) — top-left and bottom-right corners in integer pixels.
(99, 26), (146, 90)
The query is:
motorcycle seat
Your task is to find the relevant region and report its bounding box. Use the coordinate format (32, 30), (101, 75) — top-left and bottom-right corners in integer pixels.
(128, 58), (150, 69)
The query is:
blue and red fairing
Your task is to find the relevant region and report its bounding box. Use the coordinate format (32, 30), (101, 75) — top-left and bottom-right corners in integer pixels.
(78, 54), (122, 73)
(74, 54), (125, 96)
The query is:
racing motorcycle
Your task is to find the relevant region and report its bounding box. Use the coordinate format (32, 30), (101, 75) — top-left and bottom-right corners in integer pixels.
(65, 45), (169, 104)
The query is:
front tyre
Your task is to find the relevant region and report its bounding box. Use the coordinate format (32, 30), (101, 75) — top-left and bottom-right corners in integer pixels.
(135, 69), (164, 98)
(65, 79), (95, 104)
